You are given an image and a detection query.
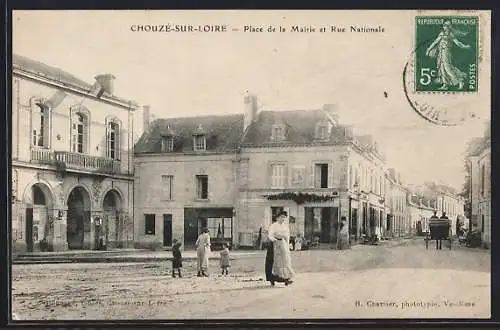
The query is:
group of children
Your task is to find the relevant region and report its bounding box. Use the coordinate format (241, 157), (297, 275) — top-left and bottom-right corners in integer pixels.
(171, 240), (231, 278)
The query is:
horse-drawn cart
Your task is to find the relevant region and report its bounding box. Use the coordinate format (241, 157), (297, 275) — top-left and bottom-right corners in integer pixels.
(425, 219), (452, 250)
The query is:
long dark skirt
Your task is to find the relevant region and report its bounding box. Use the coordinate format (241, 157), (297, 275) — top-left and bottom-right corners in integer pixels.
(265, 242), (286, 283)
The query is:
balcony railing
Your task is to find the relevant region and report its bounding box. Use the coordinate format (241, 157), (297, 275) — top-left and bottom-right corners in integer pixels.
(30, 149), (121, 174)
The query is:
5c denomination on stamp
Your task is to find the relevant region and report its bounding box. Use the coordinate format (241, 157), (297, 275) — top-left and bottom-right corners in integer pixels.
(415, 16), (478, 93)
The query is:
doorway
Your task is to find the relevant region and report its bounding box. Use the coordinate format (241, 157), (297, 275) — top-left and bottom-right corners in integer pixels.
(67, 187), (91, 249)
(163, 214), (173, 246)
(320, 208), (332, 243)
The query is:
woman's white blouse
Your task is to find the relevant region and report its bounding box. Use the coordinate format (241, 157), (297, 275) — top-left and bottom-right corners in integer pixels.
(268, 222), (290, 241)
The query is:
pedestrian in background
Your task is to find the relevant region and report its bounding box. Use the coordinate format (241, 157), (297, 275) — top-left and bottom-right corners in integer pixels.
(195, 228), (211, 277)
(219, 243), (231, 275)
(171, 239), (183, 278)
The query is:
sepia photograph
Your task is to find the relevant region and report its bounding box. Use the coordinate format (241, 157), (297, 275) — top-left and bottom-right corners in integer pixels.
(9, 9), (491, 321)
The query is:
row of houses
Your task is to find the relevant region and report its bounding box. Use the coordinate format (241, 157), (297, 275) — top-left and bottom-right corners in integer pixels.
(467, 125), (491, 248)
(11, 55), (466, 253)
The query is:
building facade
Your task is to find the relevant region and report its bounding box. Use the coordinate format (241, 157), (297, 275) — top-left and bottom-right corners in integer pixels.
(384, 169), (410, 237)
(468, 127), (491, 248)
(134, 94), (388, 248)
(133, 112), (243, 249)
(11, 54), (139, 253)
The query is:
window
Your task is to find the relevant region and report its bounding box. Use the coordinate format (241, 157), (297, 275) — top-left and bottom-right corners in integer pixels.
(71, 112), (88, 154)
(161, 175), (174, 200)
(271, 163), (286, 188)
(145, 214), (155, 235)
(193, 135), (206, 151)
(161, 136), (174, 152)
(315, 123), (329, 140)
(106, 121), (120, 159)
(271, 125), (285, 141)
(481, 214), (485, 233)
(32, 103), (50, 148)
(207, 217), (232, 238)
(315, 163), (329, 188)
(349, 166), (353, 188)
(196, 175), (209, 199)
(481, 164), (485, 197)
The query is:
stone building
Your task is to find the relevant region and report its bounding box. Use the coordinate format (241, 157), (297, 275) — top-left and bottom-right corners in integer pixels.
(384, 169), (410, 237)
(238, 99), (386, 246)
(134, 93), (387, 248)
(11, 54), (139, 253)
(468, 125), (491, 248)
(133, 110), (243, 249)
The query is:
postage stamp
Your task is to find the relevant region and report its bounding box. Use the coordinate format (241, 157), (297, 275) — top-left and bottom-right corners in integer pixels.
(414, 16), (478, 93)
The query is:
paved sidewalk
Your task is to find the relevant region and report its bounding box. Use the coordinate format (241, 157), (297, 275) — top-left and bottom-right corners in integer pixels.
(12, 249), (259, 264)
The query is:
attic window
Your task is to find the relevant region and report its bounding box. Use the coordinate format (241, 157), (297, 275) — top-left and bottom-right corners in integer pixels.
(271, 124), (285, 141)
(192, 124), (206, 151)
(161, 136), (174, 152)
(315, 122), (330, 140)
(193, 135), (206, 151)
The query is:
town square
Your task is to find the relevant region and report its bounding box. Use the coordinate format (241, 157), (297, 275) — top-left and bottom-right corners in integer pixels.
(10, 10), (491, 321)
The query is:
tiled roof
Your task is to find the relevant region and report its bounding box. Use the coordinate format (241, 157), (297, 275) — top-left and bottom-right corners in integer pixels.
(467, 137), (490, 157)
(13, 54), (138, 106)
(13, 54), (92, 90)
(134, 114), (244, 154)
(241, 109), (347, 146)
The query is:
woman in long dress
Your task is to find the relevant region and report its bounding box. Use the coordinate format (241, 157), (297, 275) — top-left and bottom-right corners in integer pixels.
(195, 228), (211, 277)
(267, 210), (294, 286)
(425, 20), (471, 90)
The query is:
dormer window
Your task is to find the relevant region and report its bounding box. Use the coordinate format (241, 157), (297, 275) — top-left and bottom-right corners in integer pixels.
(271, 124), (286, 141)
(315, 122), (331, 140)
(192, 124), (206, 151)
(194, 135), (206, 151)
(161, 136), (174, 152)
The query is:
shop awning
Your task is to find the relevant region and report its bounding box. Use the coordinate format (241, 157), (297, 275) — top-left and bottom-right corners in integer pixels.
(264, 192), (338, 205)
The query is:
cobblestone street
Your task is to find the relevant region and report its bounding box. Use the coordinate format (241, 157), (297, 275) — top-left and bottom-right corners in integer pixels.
(12, 238), (490, 320)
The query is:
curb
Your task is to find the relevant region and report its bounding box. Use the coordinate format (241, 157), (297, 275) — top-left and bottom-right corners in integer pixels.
(12, 255), (258, 265)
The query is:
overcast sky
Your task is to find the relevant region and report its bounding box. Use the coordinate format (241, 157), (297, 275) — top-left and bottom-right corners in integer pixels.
(13, 10), (491, 191)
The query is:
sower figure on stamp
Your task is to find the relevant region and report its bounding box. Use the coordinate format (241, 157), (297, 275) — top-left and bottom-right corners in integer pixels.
(425, 20), (471, 90)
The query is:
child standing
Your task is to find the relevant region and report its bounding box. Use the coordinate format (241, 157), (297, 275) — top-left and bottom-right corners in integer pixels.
(219, 243), (230, 275)
(172, 240), (183, 278)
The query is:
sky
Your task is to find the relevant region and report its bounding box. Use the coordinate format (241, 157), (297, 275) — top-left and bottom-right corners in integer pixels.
(12, 10), (491, 191)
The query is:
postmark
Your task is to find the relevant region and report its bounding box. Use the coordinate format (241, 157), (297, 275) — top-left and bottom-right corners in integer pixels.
(414, 16), (478, 93)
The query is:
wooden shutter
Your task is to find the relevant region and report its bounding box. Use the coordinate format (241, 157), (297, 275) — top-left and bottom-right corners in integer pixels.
(309, 163), (315, 188)
(283, 164), (289, 188)
(267, 163), (273, 187)
(328, 162), (334, 188)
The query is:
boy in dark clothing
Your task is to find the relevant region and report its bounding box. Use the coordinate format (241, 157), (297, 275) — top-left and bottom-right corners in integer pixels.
(172, 240), (183, 278)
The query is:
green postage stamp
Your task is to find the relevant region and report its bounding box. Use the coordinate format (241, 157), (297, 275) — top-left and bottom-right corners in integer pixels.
(415, 16), (478, 93)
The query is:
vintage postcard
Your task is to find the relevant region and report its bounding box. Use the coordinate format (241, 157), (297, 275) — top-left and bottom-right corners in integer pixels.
(10, 10), (491, 321)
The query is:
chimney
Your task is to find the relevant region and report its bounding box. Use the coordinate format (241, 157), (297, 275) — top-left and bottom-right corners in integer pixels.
(143, 105), (150, 133)
(244, 91), (259, 130)
(322, 104), (339, 126)
(95, 74), (116, 95)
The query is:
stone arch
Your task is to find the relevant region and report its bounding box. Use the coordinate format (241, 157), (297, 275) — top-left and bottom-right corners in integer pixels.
(64, 182), (93, 209)
(22, 179), (56, 209)
(100, 188), (125, 248)
(21, 180), (56, 252)
(66, 185), (92, 249)
(100, 186), (125, 210)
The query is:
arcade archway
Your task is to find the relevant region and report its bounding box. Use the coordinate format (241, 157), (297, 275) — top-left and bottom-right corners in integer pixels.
(25, 183), (53, 252)
(66, 186), (91, 249)
(102, 190), (123, 248)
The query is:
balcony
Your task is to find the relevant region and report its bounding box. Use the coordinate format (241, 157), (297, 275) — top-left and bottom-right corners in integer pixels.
(30, 149), (121, 174)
